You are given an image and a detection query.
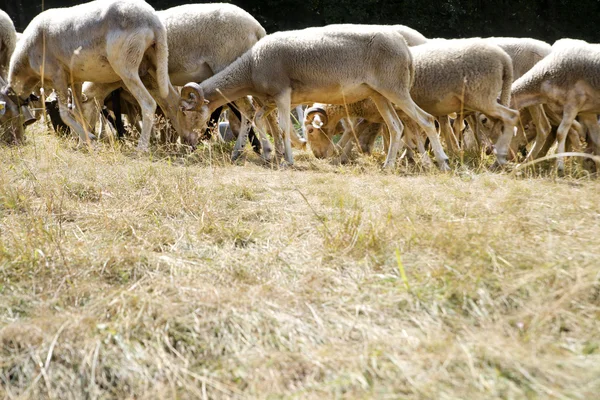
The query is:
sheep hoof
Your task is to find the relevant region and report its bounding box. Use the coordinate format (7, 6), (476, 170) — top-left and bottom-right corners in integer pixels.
(231, 150), (243, 163)
(438, 159), (451, 172)
(489, 161), (506, 171)
(279, 160), (293, 169)
(261, 152), (273, 163)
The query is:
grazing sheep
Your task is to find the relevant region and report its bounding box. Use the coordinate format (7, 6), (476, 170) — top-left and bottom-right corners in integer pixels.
(0, 75), (34, 142)
(179, 25), (451, 170)
(7, 0), (172, 151)
(511, 39), (600, 171)
(304, 38), (519, 165)
(470, 37), (552, 159)
(0, 10), (16, 80)
(0, 10), (27, 141)
(82, 3), (271, 157)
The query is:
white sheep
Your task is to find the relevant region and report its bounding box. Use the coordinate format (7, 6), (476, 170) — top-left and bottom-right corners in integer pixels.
(81, 3), (276, 158)
(468, 37), (552, 159)
(511, 38), (600, 171)
(179, 25), (451, 170)
(304, 38), (520, 165)
(7, 0), (172, 150)
(0, 10), (24, 141)
(0, 10), (16, 80)
(0, 11), (34, 143)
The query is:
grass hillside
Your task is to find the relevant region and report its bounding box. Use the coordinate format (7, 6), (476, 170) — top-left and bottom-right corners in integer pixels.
(1, 125), (599, 399)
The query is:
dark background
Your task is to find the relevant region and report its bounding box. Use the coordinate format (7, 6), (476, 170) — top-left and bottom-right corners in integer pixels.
(1, 0), (598, 44)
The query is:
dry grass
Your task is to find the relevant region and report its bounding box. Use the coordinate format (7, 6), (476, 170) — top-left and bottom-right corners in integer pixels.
(1, 124), (599, 399)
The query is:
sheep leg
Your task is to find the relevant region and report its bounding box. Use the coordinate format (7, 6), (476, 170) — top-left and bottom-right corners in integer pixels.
(412, 128), (434, 167)
(381, 125), (391, 154)
(117, 73), (156, 151)
(402, 118), (432, 166)
(480, 104), (519, 165)
(336, 118), (356, 151)
(359, 123), (380, 154)
(340, 136), (355, 164)
(252, 105), (274, 162)
(380, 91), (450, 170)
(228, 105), (261, 154)
(555, 105), (580, 172)
(439, 115), (460, 153)
(294, 105), (304, 126)
(577, 113), (600, 171)
(588, 116), (600, 155)
(526, 105), (552, 161)
(230, 99), (254, 161)
(264, 111), (284, 158)
(82, 82), (123, 135)
(107, 38), (157, 152)
(230, 99), (265, 155)
(275, 90), (294, 165)
(289, 124), (307, 150)
(251, 98), (276, 161)
(463, 115), (480, 152)
(369, 94), (404, 169)
(51, 75), (94, 145)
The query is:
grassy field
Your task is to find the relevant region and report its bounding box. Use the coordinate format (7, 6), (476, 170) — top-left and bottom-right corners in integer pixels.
(1, 125), (599, 399)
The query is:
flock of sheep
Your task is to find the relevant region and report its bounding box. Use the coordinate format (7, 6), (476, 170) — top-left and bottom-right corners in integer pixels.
(0, 0), (599, 173)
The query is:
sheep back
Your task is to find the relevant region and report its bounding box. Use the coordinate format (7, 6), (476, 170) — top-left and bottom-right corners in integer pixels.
(158, 3), (266, 79)
(0, 10), (16, 79)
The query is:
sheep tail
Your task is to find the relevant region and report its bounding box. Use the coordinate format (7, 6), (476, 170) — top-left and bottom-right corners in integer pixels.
(153, 23), (169, 99)
(499, 51), (513, 106)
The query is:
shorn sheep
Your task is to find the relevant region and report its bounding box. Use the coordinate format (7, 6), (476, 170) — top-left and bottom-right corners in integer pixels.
(179, 25), (451, 170)
(511, 39), (600, 171)
(305, 38), (520, 166)
(82, 3), (271, 156)
(6, 0), (172, 151)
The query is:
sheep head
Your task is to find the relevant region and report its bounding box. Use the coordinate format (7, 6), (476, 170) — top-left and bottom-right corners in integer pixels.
(303, 106), (334, 159)
(0, 84), (36, 143)
(178, 83), (211, 148)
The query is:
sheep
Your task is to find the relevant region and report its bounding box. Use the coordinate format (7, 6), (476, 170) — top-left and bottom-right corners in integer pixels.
(0, 9), (35, 145)
(466, 37), (552, 159)
(81, 3), (273, 158)
(510, 39), (600, 171)
(179, 24), (451, 170)
(0, 10), (27, 141)
(304, 38), (520, 166)
(6, 0), (173, 151)
(0, 10), (16, 80)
